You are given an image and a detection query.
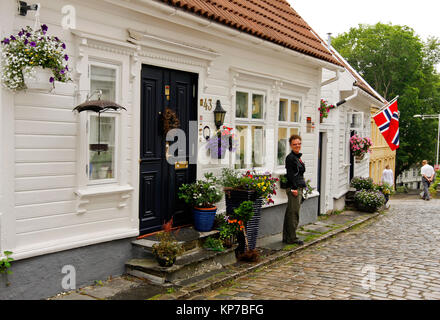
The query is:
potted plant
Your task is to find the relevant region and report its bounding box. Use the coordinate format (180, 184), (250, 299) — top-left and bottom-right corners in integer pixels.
(220, 168), (278, 252)
(231, 201), (259, 261)
(319, 99), (335, 123)
(206, 126), (237, 159)
(178, 173), (223, 232)
(350, 135), (373, 161)
(151, 219), (183, 267)
(1, 25), (70, 92)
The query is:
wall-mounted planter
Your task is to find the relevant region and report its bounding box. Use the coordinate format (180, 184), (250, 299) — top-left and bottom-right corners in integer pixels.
(23, 67), (54, 92)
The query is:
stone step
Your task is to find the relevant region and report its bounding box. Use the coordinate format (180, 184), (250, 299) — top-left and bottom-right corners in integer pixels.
(126, 246), (237, 285)
(132, 227), (219, 255)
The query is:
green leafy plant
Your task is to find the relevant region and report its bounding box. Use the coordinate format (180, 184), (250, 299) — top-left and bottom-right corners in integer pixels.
(1, 25), (70, 91)
(351, 176), (375, 191)
(178, 172), (223, 208)
(203, 237), (224, 252)
(151, 219), (183, 268)
(354, 190), (386, 213)
(319, 99), (335, 121)
(396, 185), (409, 193)
(220, 169), (279, 205)
(374, 182), (394, 196)
(0, 251), (13, 275)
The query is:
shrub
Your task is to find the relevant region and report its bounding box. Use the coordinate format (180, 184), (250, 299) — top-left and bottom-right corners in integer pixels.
(350, 176), (374, 191)
(203, 237), (224, 252)
(178, 172), (223, 208)
(354, 190), (386, 213)
(396, 185), (409, 193)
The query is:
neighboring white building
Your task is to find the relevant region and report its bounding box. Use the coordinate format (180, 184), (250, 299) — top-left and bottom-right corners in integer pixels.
(0, 0), (344, 298)
(396, 167), (422, 190)
(319, 43), (387, 213)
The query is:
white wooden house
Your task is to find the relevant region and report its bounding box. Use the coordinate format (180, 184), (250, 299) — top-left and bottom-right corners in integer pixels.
(320, 42), (387, 213)
(0, 0), (345, 298)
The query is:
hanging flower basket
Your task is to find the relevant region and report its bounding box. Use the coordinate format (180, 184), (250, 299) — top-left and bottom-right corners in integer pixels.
(350, 134), (372, 160)
(1, 25), (70, 92)
(206, 126), (237, 159)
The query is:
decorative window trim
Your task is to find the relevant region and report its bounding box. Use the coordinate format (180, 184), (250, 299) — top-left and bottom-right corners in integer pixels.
(234, 88), (267, 170)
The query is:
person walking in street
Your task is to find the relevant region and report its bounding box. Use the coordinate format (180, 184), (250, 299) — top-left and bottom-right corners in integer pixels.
(381, 165), (394, 203)
(283, 135), (307, 245)
(421, 160), (435, 201)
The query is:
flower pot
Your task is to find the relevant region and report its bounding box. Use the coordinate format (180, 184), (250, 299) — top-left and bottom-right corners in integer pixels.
(224, 189), (263, 253)
(355, 154), (365, 162)
(22, 66), (54, 91)
(155, 256), (176, 268)
(193, 207), (217, 232)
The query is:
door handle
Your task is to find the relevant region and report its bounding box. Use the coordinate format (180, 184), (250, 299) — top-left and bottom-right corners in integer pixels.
(165, 142), (170, 160)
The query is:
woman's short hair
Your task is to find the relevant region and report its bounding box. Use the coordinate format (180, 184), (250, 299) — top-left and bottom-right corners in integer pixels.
(385, 165), (390, 169)
(289, 135), (302, 145)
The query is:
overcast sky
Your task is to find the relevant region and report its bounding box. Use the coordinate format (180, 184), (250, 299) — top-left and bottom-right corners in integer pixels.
(288, 0), (440, 41)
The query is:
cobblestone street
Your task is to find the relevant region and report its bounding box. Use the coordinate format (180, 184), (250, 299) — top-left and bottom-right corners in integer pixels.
(202, 196), (440, 300)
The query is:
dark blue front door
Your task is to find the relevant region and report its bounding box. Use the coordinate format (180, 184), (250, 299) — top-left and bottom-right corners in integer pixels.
(139, 65), (198, 235)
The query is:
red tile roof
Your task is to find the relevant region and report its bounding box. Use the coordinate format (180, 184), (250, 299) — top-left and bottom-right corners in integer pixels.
(159, 0), (342, 66)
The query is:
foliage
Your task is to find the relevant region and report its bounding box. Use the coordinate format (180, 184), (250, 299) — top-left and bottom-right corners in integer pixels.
(0, 251), (13, 275)
(332, 23), (440, 176)
(280, 175), (288, 185)
(319, 99), (335, 120)
(350, 134), (373, 157)
(303, 179), (314, 199)
(220, 168), (279, 205)
(1, 25), (70, 91)
(206, 126), (238, 158)
(351, 176), (375, 191)
(374, 182), (394, 196)
(429, 170), (440, 194)
(396, 185), (409, 193)
(151, 219), (183, 267)
(232, 201), (254, 224)
(203, 237), (225, 252)
(178, 172), (223, 208)
(354, 190), (386, 213)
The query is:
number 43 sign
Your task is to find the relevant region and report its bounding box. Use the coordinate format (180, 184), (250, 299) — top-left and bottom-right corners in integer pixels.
(200, 98), (213, 111)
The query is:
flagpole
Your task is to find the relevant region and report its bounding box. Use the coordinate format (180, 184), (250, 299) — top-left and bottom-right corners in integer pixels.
(373, 96), (399, 117)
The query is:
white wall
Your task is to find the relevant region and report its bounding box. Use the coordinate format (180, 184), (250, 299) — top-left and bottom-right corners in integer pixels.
(1, 0), (336, 259)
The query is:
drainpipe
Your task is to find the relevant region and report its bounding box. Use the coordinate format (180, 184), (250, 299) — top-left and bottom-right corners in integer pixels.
(336, 87), (359, 107)
(321, 70), (340, 87)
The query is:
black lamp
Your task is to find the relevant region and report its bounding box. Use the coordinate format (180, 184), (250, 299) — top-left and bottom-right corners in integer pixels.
(213, 100), (226, 129)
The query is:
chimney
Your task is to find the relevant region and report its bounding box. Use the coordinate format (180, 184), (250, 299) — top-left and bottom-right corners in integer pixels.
(327, 33), (332, 47)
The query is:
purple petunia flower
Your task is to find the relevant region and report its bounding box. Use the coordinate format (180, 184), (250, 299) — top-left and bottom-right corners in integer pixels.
(18, 31), (23, 37)
(65, 65), (69, 71)
(60, 70), (65, 75)
(54, 37), (59, 42)
(24, 39), (28, 45)
(64, 54), (69, 61)
(1, 38), (9, 44)
(26, 32), (31, 37)
(30, 41), (36, 47)
(41, 24), (48, 32)
(10, 35), (16, 41)
(49, 77), (54, 83)
(61, 43), (66, 49)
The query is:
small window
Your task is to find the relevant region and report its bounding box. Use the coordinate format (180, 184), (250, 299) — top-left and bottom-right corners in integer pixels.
(236, 92), (249, 119)
(276, 97), (301, 166)
(87, 62), (120, 184)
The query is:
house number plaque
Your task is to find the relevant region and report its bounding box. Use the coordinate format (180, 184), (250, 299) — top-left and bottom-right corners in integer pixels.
(200, 98), (213, 111)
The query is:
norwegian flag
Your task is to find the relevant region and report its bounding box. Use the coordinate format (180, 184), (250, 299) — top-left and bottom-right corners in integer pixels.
(373, 99), (400, 151)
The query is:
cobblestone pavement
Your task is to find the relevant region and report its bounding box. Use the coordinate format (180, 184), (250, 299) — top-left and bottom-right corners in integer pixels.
(202, 197), (440, 300)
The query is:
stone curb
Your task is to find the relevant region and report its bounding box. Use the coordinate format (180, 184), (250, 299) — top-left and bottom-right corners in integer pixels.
(167, 211), (382, 300)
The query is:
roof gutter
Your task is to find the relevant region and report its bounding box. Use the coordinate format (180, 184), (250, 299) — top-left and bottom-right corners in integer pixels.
(130, 0), (344, 72)
(321, 70), (340, 87)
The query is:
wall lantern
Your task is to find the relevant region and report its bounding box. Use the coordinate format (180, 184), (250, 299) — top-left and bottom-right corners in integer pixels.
(73, 90), (126, 154)
(213, 100), (226, 129)
(17, 1), (39, 16)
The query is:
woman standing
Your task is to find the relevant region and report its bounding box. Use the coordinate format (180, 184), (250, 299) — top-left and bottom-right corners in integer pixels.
(283, 135), (307, 245)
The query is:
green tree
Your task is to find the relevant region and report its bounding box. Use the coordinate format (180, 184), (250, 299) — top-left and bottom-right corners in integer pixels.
(332, 23), (440, 177)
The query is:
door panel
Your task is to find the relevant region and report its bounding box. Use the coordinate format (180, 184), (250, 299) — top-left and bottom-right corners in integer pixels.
(139, 65), (197, 235)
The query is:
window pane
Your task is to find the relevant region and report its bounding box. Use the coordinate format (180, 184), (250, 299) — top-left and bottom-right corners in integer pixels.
(290, 101), (299, 122)
(290, 127), (299, 136)
(277, 128), (288, 166)
(90, 65), (116, 101)
(89, 116), (115, 180)
(236, 92), (248, 118)
(252, 94), (263, 119)
(235, 126), (248, 169)
(252, 126), (264, 167)
(279, 99), (288, 121)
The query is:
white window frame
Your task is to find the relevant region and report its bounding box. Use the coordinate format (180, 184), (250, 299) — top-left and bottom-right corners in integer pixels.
(276, 96), (302, 168)
(87, 112), (119, 185)
(86, 60), (121, 186)
(234, 89), (267, 170)
(345, 111), (364, 164)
